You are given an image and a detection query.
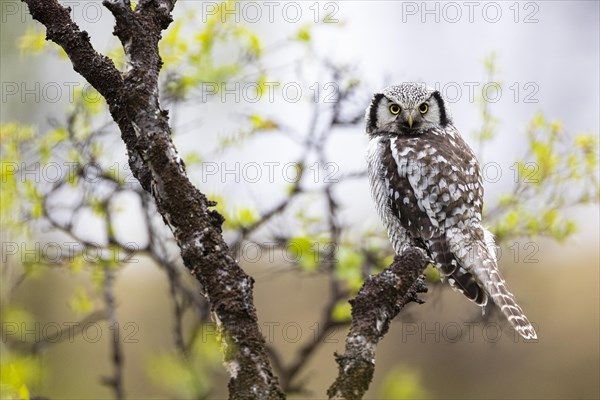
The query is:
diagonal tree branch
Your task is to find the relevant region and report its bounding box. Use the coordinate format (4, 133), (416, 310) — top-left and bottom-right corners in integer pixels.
(327, 248), (430, 400)
(22, 0), (284, 398)
(20, 0), (124, 104)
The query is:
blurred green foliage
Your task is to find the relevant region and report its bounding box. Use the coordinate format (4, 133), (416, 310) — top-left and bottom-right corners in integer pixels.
(475, 58), (599, 243)
(0, 307), (42, 400)
(379, 366), (430, 399)
(146, 325), (222, 398)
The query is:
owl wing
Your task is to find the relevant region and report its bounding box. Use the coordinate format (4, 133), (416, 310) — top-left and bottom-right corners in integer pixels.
(383, 130), (487, 304)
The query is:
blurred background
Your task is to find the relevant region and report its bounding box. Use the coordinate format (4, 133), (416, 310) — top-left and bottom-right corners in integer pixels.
(1, 1), (599, 399)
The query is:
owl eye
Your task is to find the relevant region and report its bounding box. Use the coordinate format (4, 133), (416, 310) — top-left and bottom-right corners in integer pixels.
(389, 104), (401, 115)
(419, 103), (428, 114)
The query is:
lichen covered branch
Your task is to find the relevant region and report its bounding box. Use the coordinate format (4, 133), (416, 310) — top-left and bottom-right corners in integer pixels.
(327, 248), (429, 400)
(22, 0), (284, 398)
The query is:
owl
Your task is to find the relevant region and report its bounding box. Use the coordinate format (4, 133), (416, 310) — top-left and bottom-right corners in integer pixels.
(365, 83), (537, 340)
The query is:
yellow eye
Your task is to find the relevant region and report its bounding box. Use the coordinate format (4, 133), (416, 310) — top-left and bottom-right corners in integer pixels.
(389, 104), (401, 115)
(419, 103), (428, 114)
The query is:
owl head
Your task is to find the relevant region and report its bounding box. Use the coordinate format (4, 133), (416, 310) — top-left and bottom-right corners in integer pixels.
(365, 82), (451, 136)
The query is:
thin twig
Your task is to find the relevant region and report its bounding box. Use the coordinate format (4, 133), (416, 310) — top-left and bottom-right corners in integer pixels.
(101, 266), (125, 400)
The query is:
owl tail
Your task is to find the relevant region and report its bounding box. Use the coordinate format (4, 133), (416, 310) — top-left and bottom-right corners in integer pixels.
(472, 245), (537, 340)
(450, 229), (538, 340)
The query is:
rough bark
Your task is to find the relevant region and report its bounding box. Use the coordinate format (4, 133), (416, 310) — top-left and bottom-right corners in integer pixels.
(22, 0), (284, 398)
(327, 248), (429, 399)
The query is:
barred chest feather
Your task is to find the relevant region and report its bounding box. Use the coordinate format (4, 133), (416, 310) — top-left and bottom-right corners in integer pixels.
(367, 136), (411, 254)
(368, 127), (484, 245)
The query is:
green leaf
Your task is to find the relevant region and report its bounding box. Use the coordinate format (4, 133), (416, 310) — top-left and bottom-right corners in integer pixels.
(17, 27), (47, 55)
(0, 309), (43, 399)
(47, 127), (67, 142)
(89, 198), (106, 216)
(575, 134), (599, 171)
(423, 264), (440, 283)
(295, 25), (312, 42)
(289, 236), (318, 271)
(531, 140), (558, 182)
(106, 45), (127, 70)
(482, 52), (497, 74)
(91, 267), (106, 289)
(236, 207), (257, 226)
(336, 247), (364, 292)
(0, 355), (41, 400)
(531, 113), (545, 129)
(235, 26), (262, 57)
(69, 254), (85, 273)
(1, 306), (34, 327)
(183, 151), (203, 165)
(379, 367), (430, 399)
(331, 301), (351, 322)
(498, 194), (516, 207)
(249, 114), (278, 131)
(505, 210), (519, 230)
(68, 288), (94, 315)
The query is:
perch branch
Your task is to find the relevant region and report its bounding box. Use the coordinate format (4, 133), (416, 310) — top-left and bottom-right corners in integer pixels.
(327, 248), (429, 400)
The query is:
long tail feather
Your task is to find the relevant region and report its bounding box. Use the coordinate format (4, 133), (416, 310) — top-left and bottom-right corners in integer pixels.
(474, 255), (537, 339)
(450, 228), (538, 340)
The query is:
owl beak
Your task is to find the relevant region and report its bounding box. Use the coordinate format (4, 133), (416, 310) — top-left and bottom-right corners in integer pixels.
(407, 113), (414, 128)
